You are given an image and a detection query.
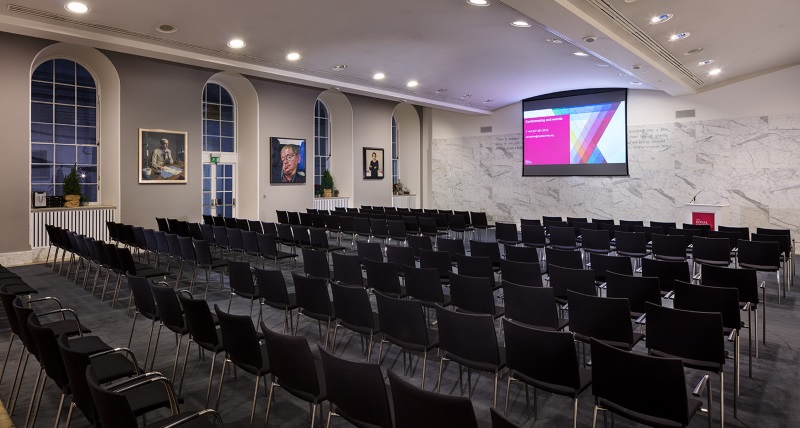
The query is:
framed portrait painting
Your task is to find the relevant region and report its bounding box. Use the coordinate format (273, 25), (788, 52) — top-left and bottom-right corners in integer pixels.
(363, 147), (384, 179)
(271, 137), (307, 183)
(139, 129), (188, 183)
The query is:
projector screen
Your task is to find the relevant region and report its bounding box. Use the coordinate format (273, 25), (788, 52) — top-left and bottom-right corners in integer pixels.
(522, 88), (628, 176)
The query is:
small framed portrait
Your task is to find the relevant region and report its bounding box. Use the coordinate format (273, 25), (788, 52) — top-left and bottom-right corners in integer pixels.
(271, 137), (307, 183)
(363, 147), (384, 179)
(139, 129), (188, 183)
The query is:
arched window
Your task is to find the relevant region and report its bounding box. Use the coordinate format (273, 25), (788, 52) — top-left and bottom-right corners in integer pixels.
(391, 115), (398, 184)
(314, 100), (330, 187)
(31, 59), (98, 202)
(202, 83), (236, 217)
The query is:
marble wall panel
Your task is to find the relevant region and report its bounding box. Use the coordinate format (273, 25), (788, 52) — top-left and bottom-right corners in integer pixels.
(430, 113), (800, 236)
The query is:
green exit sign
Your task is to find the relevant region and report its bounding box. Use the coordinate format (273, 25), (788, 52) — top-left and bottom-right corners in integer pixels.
(210, 155), (220, 164)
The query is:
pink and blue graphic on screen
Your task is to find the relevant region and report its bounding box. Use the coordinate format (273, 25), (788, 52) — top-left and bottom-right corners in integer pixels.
(523, 101), (622, 165)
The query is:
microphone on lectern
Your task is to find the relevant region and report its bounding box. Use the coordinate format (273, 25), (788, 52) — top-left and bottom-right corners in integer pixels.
(689, 191), (701, 204)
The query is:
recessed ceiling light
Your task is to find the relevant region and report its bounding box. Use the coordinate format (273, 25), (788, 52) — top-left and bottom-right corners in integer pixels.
(650, 13), (673, 24)
(227, 39), (246, 49)
(461, 94), (472, 98)
(372, 72), (386, 80)
(708, 68), (722, 76)
(595, 63), (609, 67)
(573, 51), (589, 57)
(65, 2), (89, 13)
(156, 24), (177, 34)
(630, 81), (643, 85)
(545, 38), (564, 44)
(435, 89), (447, 94)
(332, 64), (347, 71)
(286, 52), (301, 61)
(669, 32), (690, 41)
(467, 0), (489, 6)
(511, 20), (531, 27)
(684, 48), (704, 55)
(697, 59), (715, 66)
(614, 73), (626, 77)
(483, 99), (493, 103)
(631, 64), (642, 70)
(406, 81), (419, 88)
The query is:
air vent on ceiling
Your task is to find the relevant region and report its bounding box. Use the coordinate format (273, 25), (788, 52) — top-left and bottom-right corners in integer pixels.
(584, 0), (704, 86)
(675, 109), (695, 119)
(480, 126), (493, 133)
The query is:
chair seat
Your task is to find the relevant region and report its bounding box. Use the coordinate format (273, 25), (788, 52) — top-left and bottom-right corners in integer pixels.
(232, 345), (271, 377)
(0, 283), (38, 295)
(43, 319), (91, 337)
(280, 359), (328, 405)
(443, 347), (506, 374)
(695, 258), (731, 266)
(200, 258), (228, 269)
(650, 350), (723, 373)
(384, 329), (439, 353)
(125, 380), (177, 417)
(144, 412), (221, 428)
(263, 293), (298, 311)
(93, 353), (140, 383)
(416, 294), (452, 309)
(195, 330), (225, 354)
(513, 366), (591, 398)
(599, 396), (703, 428)
(739, 262), (779, 272)
(617, 251), (649, 258)
(654, 255), (685, 262)
(68, 335), (112, 355)
(339, 312), (381, 336)
(573, 332), (644, 351)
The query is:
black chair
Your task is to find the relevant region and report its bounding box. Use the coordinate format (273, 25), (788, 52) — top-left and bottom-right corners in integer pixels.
(419, 249), (453, 283)
(456, 254), (498, 290)
(651, 234), (688, 261)
(177, 294), (224, 407)
(434, 305), (505, 406)
(469, 240), (502, 268)
(646, 303), (726, 426)
(589, 253), (632, 285)
(354, 217), (374, 243)
(641, 257), (691, 298)
(737, 239), (783, 303)
(193, 238), (227, 297)
(261, 326), (328, 428)
(669, 227), (701, 248)
(590, 338), (706, 428)
(150, 284), (189, 377)
(356, 241), (384, 264)
(375, 293), (439, 389)
(292, 273), (336, 348)
(470, 211), (494, 241)
(500, 259), (542, 287)
(502, 319), (590, 426)
(407, 234), (433, 258)
(319, 347), (393, 428)
(520, 225), (547, 258)
(548, 226), (580, 251)
(702, 265), (764, 353)
(692, 236), (732, 277)
(504, 244), (540, 263)
(449, 273), (504, 319)
(613, 231), (649, 269)
(387, 219), (409, 246)
(567, 290), (644, 352)
(388, 370), (478, 428)
(605, 271), (661, 320)
(751, 233), (792, 295)
(226, 260), (260, 316)
(364, 259), (406, 297)
(126, 276), (160, 369)
(503, 282), (568, 331)
(404, 266), (452, 310)
(302, 248), (332, 280)
(580, 228), (611, 264)
(213, 305), (271, 425)
(495, 222), (521, 245)
(437, 237), (466, 262)
(254, 268), (297, 334)
(448, 213), (473, 240)
(548, 265), (596, 306)
(257, 232), (298, 268)
(650, 221), (677, 235)
(331, 252), (364, 286)
(330, 282), (381, 360)
(386, 245), (416, 276)
(544, 248), (583, 274)
(309, 227), (346, 256)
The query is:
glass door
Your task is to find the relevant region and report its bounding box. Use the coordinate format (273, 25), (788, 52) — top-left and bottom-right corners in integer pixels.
(202, 162), (236, 217)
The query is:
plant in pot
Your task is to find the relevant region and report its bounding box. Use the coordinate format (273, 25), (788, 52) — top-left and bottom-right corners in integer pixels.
(62, 164), (83, 208)
(321, 169), (334, 198)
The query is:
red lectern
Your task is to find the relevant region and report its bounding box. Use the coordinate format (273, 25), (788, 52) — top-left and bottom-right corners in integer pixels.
(683, 203), (730, 230)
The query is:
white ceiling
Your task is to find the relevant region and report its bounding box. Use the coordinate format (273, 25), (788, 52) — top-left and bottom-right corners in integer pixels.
(1, 0), (798, 114)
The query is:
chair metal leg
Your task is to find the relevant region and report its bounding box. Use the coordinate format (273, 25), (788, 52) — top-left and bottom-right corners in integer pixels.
(128, 312), (139, 347)
(421, 350), (428, 389)
(179, 339), (192, 396)
(265, 379), (276, 427)
(0, 333), (15, 389)
(9, 350), (30, 415)
(592, 404), (599, 428)
(249, 375), (260, 427)
(436, 356), (445, 393)
(172, 335), (183, 381)
(214, 358), (228, 410)
(573, 398), (579, 428)
(54, 392), (66, 428)
(310, 403), (317, 428)
(504, 375), (512, 416)
(720, 371), (725, 428)
(65, 402), (75, 428)
(24, 367), (44, 428)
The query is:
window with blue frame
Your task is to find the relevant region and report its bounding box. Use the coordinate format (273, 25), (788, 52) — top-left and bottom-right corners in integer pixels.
(202, 83), (236, 216)
(392, 116), (398, 185)
(31, 59), (98, 202)
(202, 83), (235, 152)
(314, 100), (330, 188)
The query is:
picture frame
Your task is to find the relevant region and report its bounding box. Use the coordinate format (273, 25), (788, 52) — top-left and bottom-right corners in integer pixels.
(363, 147), (384, 179)
(139, 129), (188, 183)
(271, 137), (307, 183)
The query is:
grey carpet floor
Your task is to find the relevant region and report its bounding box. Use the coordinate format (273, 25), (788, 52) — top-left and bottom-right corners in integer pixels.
(1, 243), (799, 427)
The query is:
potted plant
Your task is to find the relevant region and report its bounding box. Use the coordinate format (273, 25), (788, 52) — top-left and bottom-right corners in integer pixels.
(321, 169), (334, 198)
(62, 164), (82, 208)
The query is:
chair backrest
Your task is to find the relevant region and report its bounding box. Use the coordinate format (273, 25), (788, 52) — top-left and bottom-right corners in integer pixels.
(254, 268), (290, 306)
(614, 231), (647, 256)
(495, 222), (519, 243)
(128, 276), (158, 319)
(178, 294), (219, 347)
(85, 366), (139, 428)
(651, 234), (687, 260)
(241, 230), (260, 255)
(544, 247), (583, 270)
(449, 272), (496, 315)
(404, 266), (446, 305)
(386, 245), (416, 274)
(374, 292), (430, 349)
(302, 248), (331, 279)
(330, 282), (377, 332)
(248, 220), (264, 234)
(212, 225), (229, 247)
(548, 226), (577, 248)
(567, 290), (633, 346)
(751, 233), (791, 257)
(469, 240), (501, 263)
(0, 287), (23, 336)
(503, 318), (581, 389)
(435, 305), (501, 366)
(261, 324), (321, 398)
(418, 249), (452, 278)
(591, 338), (691, 426)
(706, 230), (741, 250)
(387, 370), (478, 428)
(502, 282), (561, 330)
(308, 228), (331, 249)
(548, 265), (596, 300)
(700, 265), (759, 304)
(470, 212), (489, 228)
(276, 210), (289, 224)
(214, 305), (263, 369)
(192, 238), (215, 266)
(589, 253), (632, 283)
(673, 281), (741, 330)
(331, 252), (364, 286)
(291, 225), (311, 247)
(27, 314), (70, 390)
(364, 259), (403, 296)
(199, 224), (215, 245)
(691, 236), (731, 264)
(262, 222), (278, 236)
(356, 241), (383, 263)
(737, 239), (780, 268)
(504, 244), (540, 263)
(456, 254), (496, 288)
(500, 259), (542, 287)
(668, 227), (700, 247)
(520, 218), (541, 226)
(649, 221), (676, 235)
(256, 233), (280, 259)
(682, 223), (710, 237)
(605, 271), (661, 314)
(156, 217), (170, 232)
(177, 236), (196, 263)
(520, 225), (547, 248)
(150, 285), (185, 332)
(640, 257), (690, 293)
(436, 237), (465, 262)
(581, 228), (610, 251)
(645, 303), (725, 366)
(319, 347), (392, 428)
(227, 259), (256, 297)
(292, 273), (334, 319)
(718, 225), (750, 241)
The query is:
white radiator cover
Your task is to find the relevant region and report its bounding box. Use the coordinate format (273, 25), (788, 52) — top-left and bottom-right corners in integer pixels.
(30, 206), (117, 248)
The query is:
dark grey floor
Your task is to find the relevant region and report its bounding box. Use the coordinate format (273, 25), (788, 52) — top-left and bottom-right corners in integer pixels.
(2, 238), (799, 427)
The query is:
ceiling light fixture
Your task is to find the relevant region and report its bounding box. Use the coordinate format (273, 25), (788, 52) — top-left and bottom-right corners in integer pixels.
(65, 2), (89, 13)
(573, 51), (589, 57)
(630, 81), (643, 85)
(372, 72), (386, 80)
(697, 59), (715, 66)
(467, 0), (489, 6)
(285, 52), (301, 61)
(708, 68), (722, 76)
(650, 13), (673, 24)
(332, 64), (347, 71)
(511, 20), (531, 27)
(595, 63), (609, 67)
(669, 32), (690, 41)
(483, 99), (493, 103)
(435, 89), (447, 93)
(684, 48), (703, 55)
(227, 39), (246, 49)
(406, 81), (419, 88)
(545, 38), (563, 44)
(461, 94), (472, 98)
(614, 73), (626, 77)
(156, 24), (177, 33)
